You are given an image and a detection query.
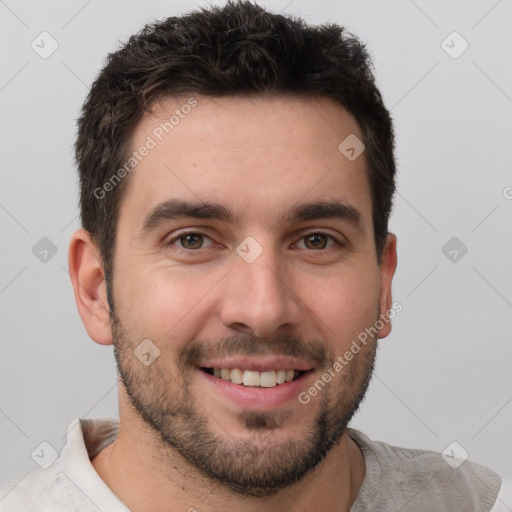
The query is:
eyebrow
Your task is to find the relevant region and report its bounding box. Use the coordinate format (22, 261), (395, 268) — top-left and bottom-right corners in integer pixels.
(139, 198), (365, 235)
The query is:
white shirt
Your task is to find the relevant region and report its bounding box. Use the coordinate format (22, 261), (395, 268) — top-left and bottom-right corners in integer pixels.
(1, 418), (127, 511)
(0, 417), (510, 511)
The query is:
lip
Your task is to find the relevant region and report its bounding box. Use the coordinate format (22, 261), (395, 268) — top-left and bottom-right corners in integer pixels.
(198, 356), (315, 372)
(197, 367), (314, 409)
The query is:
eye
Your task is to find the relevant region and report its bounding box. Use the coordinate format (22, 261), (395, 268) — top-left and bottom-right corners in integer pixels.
(166, 230), (342, 253)
(296, 232), (339, 250)
(169, 231), (213, 250)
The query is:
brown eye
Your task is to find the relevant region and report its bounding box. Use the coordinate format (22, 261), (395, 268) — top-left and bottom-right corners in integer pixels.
(174, 232), (210, 250)
(303, 233), (329, 250)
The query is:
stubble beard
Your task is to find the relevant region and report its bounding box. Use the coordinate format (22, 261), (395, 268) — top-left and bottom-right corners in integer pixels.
(110, 312), (377, 497)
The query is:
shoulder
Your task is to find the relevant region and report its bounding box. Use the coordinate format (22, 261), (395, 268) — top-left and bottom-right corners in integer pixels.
(349, 428), (503, 512)
(0, 417), (124, 512)
(0, 460), (78, 511)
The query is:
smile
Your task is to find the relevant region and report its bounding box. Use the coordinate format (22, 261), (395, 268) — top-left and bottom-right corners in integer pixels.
(201, 368), (306, 388)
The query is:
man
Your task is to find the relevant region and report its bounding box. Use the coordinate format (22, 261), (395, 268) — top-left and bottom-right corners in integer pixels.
(1, 1), (508, 510)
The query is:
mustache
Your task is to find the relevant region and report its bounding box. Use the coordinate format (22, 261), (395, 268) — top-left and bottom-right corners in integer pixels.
(180, 333), (330, 368)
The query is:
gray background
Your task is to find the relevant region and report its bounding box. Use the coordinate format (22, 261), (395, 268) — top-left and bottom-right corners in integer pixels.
(1, 0), (511, 488)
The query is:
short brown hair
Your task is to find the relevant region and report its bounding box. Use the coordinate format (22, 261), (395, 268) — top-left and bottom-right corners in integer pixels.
(75, 0), (396, 306)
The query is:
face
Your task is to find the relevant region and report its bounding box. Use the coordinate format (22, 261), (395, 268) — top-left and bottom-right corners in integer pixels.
(108, 95), (395, 496)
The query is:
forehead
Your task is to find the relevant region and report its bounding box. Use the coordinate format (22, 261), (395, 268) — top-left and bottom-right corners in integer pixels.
(119, 94), (372, 231)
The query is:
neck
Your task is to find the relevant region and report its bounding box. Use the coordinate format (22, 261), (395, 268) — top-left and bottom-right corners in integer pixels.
(92, 426), (365, 511)
(91, 400), (366, 511)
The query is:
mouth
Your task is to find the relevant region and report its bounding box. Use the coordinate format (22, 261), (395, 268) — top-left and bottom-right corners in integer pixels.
(200, 367), (307, 388)
(197, 358), (317, 409)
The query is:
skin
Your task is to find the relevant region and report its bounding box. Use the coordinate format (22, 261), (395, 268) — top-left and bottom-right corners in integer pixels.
(68, 95), (397, 512)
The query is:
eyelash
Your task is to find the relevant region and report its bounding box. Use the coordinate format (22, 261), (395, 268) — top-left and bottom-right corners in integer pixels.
(166, 230), (343, 252)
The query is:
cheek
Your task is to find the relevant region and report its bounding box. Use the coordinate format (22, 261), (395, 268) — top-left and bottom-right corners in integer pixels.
(116, 262), (223, 342)
(299, 265), (380, 340)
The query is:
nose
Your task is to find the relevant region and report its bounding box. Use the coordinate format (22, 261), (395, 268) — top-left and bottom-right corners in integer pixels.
(219, 243), (303, 337)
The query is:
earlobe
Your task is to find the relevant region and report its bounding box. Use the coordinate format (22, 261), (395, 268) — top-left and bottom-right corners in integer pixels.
(68, 229), (113, 345)
(377, 233), (398, 340)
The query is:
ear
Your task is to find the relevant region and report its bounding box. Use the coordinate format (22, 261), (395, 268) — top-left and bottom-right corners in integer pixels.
(377, 233), (398, 339)
(68, 229), (113, 345)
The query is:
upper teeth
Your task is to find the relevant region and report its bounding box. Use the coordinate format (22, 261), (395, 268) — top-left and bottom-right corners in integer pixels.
(212, 368), (297, 387)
